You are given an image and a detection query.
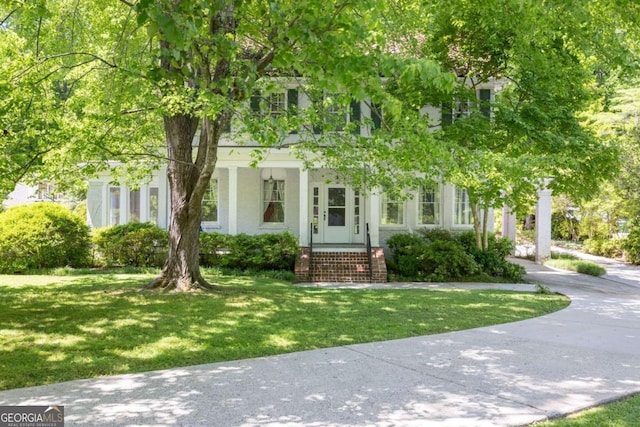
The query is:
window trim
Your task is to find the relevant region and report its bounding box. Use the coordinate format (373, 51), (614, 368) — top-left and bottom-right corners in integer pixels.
(453, 187), (473, 227)
(108, 186), (121, 226)
(417, 184), (442, 226)
(262, 178), (286, 225)
(201, 179), (219, 224)
(380, 192), (405, 227)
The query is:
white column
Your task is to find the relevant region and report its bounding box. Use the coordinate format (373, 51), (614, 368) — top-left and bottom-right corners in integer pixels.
(368, 189), (381, 247)
(535, 182), (552, 263)
(502, 205), (517, 242)
(228, 166), (238, 235)
(298, 169), (309, 246)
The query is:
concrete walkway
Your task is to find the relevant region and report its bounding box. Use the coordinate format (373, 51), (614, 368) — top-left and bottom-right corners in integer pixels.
(1, 258), (640, 426)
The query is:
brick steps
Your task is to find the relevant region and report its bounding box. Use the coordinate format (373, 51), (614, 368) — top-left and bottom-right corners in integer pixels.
(295, 248), (387, 283)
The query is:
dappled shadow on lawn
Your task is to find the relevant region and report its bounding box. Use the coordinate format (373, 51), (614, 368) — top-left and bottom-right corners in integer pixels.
(0, 272), (567, 391)
(1, 325), (639, 426)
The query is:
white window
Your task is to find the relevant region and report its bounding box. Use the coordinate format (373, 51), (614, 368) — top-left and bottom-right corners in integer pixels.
(129, 189), (141, 222)
(419, 185), (441, 225)
(454, 187), (472, 225)
(268, 92), (286, 118)
(381, 193), (404, 225)
(149, 187), (159, 225)
(263, 179), (285, 223)
(202, 179), (218, 222)
(109, 187), (120, 225)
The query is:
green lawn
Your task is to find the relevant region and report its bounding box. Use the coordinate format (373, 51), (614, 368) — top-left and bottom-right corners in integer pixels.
(535, 393), (640, 426)
(546, 252), (606, 276)
(0, 270), (568, 391)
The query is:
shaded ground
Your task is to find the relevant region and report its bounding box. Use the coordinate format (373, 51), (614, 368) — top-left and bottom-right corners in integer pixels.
(0, 258), (639, 426)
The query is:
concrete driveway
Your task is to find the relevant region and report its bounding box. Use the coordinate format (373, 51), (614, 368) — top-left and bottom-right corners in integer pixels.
(0, 258), (639, 426)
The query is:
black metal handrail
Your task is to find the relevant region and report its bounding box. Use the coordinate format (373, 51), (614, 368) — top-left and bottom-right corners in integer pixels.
(366, 222), (373, 282)
(309, 222), (314, 282)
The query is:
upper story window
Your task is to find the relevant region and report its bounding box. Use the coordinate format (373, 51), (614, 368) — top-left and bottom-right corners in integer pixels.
(268, 92), (286, 117)
(263, 179), (285, 223)
(454, 187), (472, 226)
(311, 92), (361, 134)
(202, 179), (218, 222)
(419, 185), (441, 225)
(370, 102), (384, 131)
(381, 193), (404, 225)
(250, 89), (298, 134)
(442, 88), (492, 126)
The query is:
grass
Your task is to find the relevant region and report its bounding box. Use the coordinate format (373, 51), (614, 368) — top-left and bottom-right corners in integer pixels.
(534, 393), (640, 426)
(545, 252), (606, 276)
(0, 270), (569, 391)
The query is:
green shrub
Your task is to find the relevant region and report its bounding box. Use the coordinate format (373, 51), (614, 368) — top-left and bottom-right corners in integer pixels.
(623, 227), (640, 264)
(386, 233), (428, 277)
(583, 238), (624, 258)
(93, 222), (168, 267)
(417, 228), (455, 243)
(0, 202), (91, 273)
(199, 232), (299, 271)
(420, 240), (480, 281)
(386, 230), (522, 282)
(199, 232), (231, 266)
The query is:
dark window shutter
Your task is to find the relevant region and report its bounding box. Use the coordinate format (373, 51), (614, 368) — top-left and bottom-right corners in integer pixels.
(479, 89), (491, 118)
(250, 92), (261, 113)
(223, 119), (231, 133)
(441, 102), (453, 127)
(350, 99), (361, 135)
(371, 103), (382, 130)
(287, 89), (298, 134)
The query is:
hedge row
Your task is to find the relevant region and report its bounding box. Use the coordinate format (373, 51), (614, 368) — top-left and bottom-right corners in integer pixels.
(91, 223), (300, 271)
(0, 203), (300, 273)
(386, 229), (523, 282)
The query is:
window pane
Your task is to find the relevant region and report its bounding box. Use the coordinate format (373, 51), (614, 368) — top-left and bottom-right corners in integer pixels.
(149, 187), (159, 225)
(382, 194), (403, 225)
(130, 189), (141, 222)
(263, 180), (285, 223)
(202, 180), (218, 222)
(419, 185), (440, 225)
(269, 92), (286, 117)
(455, 188), (471, 225)
(109, 187), (120, 225)
(328, 208), (345, 226)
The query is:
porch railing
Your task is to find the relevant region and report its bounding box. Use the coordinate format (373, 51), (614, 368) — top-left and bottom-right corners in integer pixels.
(366, 222), (373, 282)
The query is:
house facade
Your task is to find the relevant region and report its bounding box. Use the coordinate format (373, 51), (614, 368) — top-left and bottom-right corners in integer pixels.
(86, 83), (498, 282)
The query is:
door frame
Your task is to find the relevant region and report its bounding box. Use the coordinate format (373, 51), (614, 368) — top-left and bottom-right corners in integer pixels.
(309, 182), (364, 245)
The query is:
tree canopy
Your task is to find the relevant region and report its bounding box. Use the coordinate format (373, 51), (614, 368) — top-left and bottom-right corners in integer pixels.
(1, 0), (638, 287)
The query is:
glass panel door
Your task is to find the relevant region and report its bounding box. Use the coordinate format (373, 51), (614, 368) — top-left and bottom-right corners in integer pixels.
(324, 186), (350, 243)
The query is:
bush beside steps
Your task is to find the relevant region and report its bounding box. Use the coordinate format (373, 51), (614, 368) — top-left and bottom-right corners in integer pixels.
(386, 229), (524, 282)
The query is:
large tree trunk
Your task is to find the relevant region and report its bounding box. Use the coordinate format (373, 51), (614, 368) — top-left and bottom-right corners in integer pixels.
(146, 114), (217, 292)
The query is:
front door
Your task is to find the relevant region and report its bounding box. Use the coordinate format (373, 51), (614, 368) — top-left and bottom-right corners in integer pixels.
(324, 186), (349, 243)
(310, 184), (363, 244)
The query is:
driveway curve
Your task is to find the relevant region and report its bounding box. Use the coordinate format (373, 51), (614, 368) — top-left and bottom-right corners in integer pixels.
(0, 258), (639, 426)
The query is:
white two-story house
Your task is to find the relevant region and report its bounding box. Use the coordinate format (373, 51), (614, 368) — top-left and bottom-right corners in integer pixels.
(86, 81), (499, 282)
